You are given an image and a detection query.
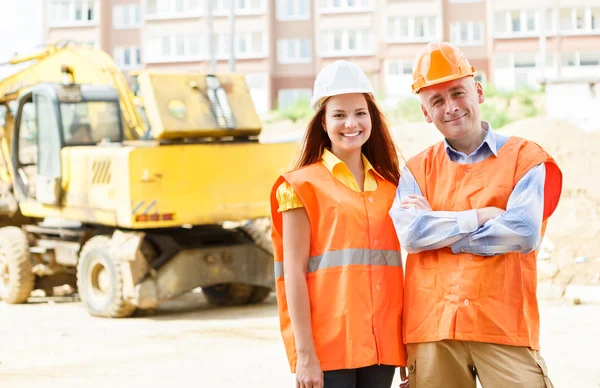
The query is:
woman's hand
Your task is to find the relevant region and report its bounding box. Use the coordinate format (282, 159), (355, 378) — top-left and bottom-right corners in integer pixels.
(295, 353), (324, 388)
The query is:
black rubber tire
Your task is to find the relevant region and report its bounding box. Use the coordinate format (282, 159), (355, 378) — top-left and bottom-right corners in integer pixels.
(248, 286), (272, 304)
(240, 218), (273, 255)
(202, 283), (255, 306)
(76, 236), (136, 318)
(0, 226), (34, 304)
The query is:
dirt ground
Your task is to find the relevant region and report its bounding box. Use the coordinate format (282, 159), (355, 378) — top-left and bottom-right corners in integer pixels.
(1, 293), (599, 388)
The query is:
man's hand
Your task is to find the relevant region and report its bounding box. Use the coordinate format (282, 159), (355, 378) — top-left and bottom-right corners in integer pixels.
(476, 207), (505, 226)
(399, 195), (432, 211)
(399, 367), (409, 388)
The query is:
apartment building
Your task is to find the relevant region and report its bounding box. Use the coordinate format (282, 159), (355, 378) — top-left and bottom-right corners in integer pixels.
(43, 0), (143, 70)
(491, 0), (600, 90)
(44, 0), (600, 113)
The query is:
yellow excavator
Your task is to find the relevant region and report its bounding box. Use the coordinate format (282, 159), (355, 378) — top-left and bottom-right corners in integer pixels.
(0, 41), (298, 317)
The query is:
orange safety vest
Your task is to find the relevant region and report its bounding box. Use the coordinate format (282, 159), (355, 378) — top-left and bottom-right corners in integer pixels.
(404, 137), (562, 349)
(270, 162), (406, 373)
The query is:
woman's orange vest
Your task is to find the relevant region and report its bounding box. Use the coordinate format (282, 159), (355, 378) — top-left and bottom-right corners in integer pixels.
(270, 162), (406, 372)
(404, 137), (562, 349)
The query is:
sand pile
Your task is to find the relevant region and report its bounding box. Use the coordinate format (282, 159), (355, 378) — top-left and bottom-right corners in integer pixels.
(502, 118), (600, 285)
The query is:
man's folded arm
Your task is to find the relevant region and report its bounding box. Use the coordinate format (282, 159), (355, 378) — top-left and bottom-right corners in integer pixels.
(450, 164), (546, 256)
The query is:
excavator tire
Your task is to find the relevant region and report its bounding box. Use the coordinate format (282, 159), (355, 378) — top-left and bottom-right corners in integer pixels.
(0, 226), (34, 304)
(237, 218), (275, 304)
(202, 283), (272, 306)
(248, 286), (272, 304)
(77, 236), (136, 318)
(240, 218), (273, 255)
(202, 283), (255, 306)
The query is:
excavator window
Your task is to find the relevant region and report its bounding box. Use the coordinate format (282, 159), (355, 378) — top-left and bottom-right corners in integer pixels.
(17, 102), (37, 166)
(16, 101), (38, 199)
(61, 101), (121, 145)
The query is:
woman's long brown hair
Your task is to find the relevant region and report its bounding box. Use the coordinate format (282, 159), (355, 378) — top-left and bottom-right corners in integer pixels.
(294, 93), (401, 183)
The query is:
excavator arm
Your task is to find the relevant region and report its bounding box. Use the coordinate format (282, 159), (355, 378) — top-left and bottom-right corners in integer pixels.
(0, 41), (144, 140)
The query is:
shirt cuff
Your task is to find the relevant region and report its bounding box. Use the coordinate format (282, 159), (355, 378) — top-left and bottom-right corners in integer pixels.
(456, 209), (478, 234)
(451, 236), (471, 254)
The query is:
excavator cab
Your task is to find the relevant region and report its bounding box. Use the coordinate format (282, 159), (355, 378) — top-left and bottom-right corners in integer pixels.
(11, 83), (123, 206)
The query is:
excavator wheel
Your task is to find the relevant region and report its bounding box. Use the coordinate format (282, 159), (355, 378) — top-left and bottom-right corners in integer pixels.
(239, 218), (273, 255)
(248, 286), (272, 304)
(237, 218), (274, 304)
(0, 226), (34, 304)
(202, 283), (271, 306)
(76, 236), (136, 318)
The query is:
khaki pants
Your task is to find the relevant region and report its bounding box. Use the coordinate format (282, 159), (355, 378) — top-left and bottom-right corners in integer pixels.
(406, 340), (553, 388)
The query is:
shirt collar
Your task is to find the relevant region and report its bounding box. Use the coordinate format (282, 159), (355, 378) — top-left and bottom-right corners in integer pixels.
(321, 148), (383, 179)
(444, 121), (498, 158)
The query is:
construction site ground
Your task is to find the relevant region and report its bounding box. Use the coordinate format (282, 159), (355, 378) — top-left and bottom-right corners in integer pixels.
(1, 117), (599, 388)
(1, 292), (599, 388)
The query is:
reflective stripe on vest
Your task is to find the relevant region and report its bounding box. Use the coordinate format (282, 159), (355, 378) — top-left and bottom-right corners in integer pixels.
(274, 249), (401, 279)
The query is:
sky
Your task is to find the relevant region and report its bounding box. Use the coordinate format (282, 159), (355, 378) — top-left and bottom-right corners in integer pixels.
(0, 0), (44, 78)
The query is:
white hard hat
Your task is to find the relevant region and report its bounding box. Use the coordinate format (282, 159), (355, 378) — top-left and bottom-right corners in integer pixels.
(310, 60), (374, 111)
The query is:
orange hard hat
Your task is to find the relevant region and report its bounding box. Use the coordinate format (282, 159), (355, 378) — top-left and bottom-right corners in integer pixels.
(411, 42), (476, 94)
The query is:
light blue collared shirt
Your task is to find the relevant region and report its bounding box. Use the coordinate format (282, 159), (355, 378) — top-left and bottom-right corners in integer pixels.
(389, 122), (546, 256)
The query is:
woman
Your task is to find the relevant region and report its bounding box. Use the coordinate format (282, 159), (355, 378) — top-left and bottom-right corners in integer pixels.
(270, 60), (406, 388)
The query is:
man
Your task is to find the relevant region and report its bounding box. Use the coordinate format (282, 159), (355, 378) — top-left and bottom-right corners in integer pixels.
(69, 123), (93, 143)
(389, 42), (562, 388)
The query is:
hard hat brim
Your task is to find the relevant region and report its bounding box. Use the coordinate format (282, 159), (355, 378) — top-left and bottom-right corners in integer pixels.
(310, 88), (373, 111)
(412, 72), (477, 95)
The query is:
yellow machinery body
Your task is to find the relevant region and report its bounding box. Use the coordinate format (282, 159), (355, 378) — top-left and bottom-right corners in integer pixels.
(0, 42), (299, 317)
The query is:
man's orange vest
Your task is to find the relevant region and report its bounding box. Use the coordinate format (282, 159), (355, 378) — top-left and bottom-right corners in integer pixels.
(270, 163), (406, 372)
(404, 137), (562, 349)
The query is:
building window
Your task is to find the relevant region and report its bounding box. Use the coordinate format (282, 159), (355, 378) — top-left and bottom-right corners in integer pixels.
(232, 32), (268, 58)
(388, 15), (438, 42)
(494, 10), (540, 37)
(575, 9), (585, 29)
(145, 0), (203, 18)
(277, 39), (311, 64)
(212, 0), (266, 15)
(592, 8), (600, 30)
(48, 0), (98, 26)
(387, 61), (412, 76)
(278, 89), (312, 109)
(277, 0), (310, 21)
(144, 34), (206, 62)
(113, 4), (142, 29)
(580, 52), (600, 66)
(557, 7), (600, 33)
(319, 0), (371, 13)
(561, 52), (600, 67)
(215, 32), (267, 59)
(513, 53), (536, 68)
(114, 46), (142, 69)
(450, 21), (484, 46)
(320, 29), (372, 57)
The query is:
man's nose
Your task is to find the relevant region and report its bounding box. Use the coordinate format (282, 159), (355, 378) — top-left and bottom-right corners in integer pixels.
(445, 99), (459, 114)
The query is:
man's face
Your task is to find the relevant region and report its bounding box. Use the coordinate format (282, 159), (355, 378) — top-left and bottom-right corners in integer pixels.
(72, 126), (91, 143)
(419, 76), (484, 141)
